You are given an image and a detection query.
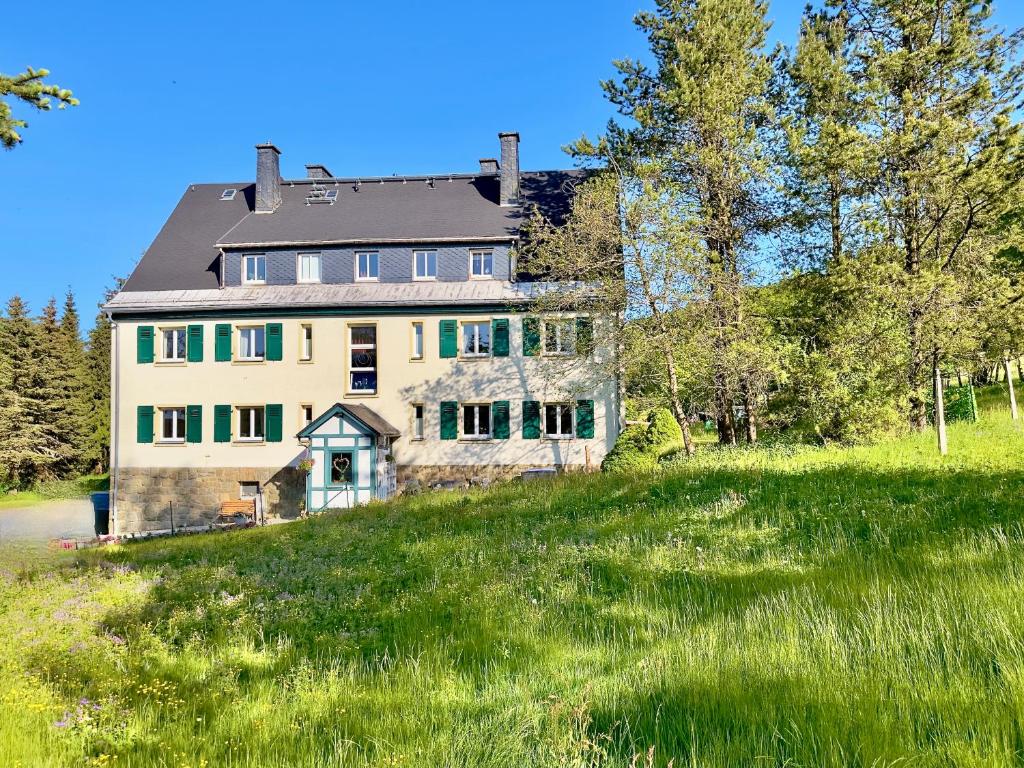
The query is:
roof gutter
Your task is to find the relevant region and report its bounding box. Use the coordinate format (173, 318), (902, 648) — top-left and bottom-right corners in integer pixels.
(215, 235), (517, 249)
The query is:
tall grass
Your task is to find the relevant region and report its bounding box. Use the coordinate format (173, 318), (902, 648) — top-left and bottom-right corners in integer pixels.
(1, 392), (1022, 766)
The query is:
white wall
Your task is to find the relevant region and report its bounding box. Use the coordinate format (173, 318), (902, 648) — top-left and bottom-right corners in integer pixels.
(112, 313), (619, 471)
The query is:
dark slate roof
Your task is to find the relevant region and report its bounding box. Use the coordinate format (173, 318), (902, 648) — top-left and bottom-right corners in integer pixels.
(297, 403), (402, 439)
(121, 170), (588, 293)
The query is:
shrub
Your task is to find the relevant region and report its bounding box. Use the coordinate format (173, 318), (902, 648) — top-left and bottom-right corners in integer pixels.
(602, 408), (681, 472)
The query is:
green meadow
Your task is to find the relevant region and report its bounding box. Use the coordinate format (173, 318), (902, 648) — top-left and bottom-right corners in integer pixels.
(2, 387), (1023, 767)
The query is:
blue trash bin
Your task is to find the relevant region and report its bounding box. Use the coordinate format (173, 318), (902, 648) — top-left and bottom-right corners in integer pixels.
(91, 492), (110, 536)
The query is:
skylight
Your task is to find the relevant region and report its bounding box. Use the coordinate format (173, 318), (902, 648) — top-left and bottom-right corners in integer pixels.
(221, 189), (237, 201)
(325, 189), (338, 200)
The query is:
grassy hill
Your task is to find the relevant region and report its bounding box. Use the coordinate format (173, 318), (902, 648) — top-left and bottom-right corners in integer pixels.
(2, 386), (1023, 767)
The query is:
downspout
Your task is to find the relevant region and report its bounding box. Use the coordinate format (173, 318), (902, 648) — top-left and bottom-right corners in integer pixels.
(108, 313), (120, 538)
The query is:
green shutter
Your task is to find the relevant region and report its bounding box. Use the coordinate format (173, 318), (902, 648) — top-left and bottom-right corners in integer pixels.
(266, 403), (283, 442)
(137, 326), (154, 364)
(186, 404), (202, 443)
(576, 400), (595, 439)
(439, 319), (457, 359)
(214, 324), (232, 361)
(136, 405), (154, 443)
(266, 323), (283, 361)
(522, 317), (540, 356)
(522, 400), (541, 439)
(493, 400), (510, 439)
(576, 317), (593, 356)
(492, 318), (510, 357)
(440, 401), (458, 440)
(187, 325), (204, 362)
(214, 404), (232, 442)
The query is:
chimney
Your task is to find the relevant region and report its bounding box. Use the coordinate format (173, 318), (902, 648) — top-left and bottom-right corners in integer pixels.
(498, 131), (520, 206)
(255, 142), (282, 213)
(305, 164), (333, 179)
(479, 158), (499, 174)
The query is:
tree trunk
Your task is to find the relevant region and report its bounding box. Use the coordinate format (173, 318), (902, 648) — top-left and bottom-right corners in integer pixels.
(663, 341), (696, 456)
(1005, 357), (1019, 421)
(829, 177), (842, 265)
(934, 359), (947, 455)
(907, 306), (928, 431)
(741, 375), (757, 444)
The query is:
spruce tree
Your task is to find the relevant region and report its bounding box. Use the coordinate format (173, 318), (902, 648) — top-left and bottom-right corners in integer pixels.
(84, 298), (113, 473)
(0, 298), (57, 486)
(57, 290), (91, 476)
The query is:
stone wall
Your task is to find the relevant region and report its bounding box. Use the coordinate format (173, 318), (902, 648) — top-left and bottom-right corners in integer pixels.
(114, 466), (304, 533)
(396, 463), (585, 490)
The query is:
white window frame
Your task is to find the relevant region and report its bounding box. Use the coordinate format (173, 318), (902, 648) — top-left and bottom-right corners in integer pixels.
(297, 252), (322, 284)
(411, 322), (424, 360)
(300, 403), (314, 427)
(348, 324), (377, 394)
(462, 403), (491, 440)
(237, 406), (265, 442)
(221, 189), (237, 201)
(160, 327), (187, 362)
(159, 406), (186, 443)
(299, 324), (313, 362)
(544, 319), (576, 356)
(413, 250), (437, 281)
(356, 251), (379, 282)
(239, 481), (259, 499)
(242, 254), (266, 285)
(461, 320), (491, 358)
(469, 249), (494, 279)
(544, 403), (575, 440)
(238, 326), (265, 361)
(412, 403), (425, 440)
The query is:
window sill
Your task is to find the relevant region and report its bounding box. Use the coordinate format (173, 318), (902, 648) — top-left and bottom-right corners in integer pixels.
(241, 281), (267, 286)
(459, 354), (491, 361)
(155, 360), (186, 366)
(412, 276), (437, 282)
(234, 358), (266, 365)
(469, 275), (495, 281)
(298, 359), (314, 365)
(345, 391), (378, 398)
(410, 357), (425, 363)
(355, 277), (379, 283)
(459, 437), (492, 443)
(233, 439), (266, 445)
(296, 279), (322, 285)
(156, 440), (186, 446)
(544, 436), (575, 442)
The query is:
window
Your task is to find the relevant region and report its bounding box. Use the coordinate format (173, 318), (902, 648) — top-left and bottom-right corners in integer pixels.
(356, 252), (379, 281)
(411, 322), (424, 360)
(300, 324), (313, 362)
(298, 253), (321, 283)
(239, 481), (259, 499)
(414, 250), (437, 280)
(238, 406), (265, 442)
(462, 404), (491, 439)
(301, 404), (314, 427)
(462, 321), (490, 357)
(412, 403), (424, 440)
(324, 189), (338, 201)
(544, 403), (574, 439)
(330, 451), (355, 485)
(238, 327), (265, 361)
(221, 189), (237, 201)
(160, 407), (186, 443)
(349, 325), (377, 393)
(544, 319), (576, 355)
(243, 254), (266, 284)
(161, 328), (186, 362)
(470, 250), (493, 278)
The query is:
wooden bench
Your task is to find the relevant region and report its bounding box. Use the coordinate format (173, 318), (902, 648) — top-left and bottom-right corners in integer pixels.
(218, 499), (256, 523)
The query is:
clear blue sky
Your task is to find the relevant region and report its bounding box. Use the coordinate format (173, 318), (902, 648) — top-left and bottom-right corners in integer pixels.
(2, 1), (1022, 329)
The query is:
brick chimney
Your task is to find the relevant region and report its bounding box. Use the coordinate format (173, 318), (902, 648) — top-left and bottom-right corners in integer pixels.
(305, 164), (333, 179)
(255, 143), (282, 213)
(498, 132), (519, 206)
(479, 158), (499, 174)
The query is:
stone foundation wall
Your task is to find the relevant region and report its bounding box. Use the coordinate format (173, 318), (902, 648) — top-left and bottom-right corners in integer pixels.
(114, 466), (304, 534)
(396, 463), (585, 491)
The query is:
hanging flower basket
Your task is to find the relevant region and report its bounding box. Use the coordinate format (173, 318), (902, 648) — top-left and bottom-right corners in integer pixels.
(297, 458), (315, 474)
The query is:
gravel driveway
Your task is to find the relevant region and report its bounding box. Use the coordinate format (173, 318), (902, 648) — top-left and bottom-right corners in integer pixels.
(0, 498), (96, 542)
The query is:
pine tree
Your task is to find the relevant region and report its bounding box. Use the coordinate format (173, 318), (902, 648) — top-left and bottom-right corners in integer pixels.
(571, 0), (781, 445)
(0, 67), (78, 149)
(84, 296), (113, 473)
(57, 290), (91, 476)
(0, 298), (57, 486)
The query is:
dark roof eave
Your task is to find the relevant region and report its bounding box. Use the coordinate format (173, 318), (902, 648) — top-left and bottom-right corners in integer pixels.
(216, 235), (519, 249)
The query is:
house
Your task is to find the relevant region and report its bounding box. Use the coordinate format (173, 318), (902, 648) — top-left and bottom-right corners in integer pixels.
(104, 133), (621, 534)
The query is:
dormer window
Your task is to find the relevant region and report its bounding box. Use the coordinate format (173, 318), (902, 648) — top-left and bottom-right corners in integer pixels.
(220, 189), (237, 201)
(298, 253), (321, 283)
(242, 254), (266, 285)
(470, 249), (493, 279)
(413, 250), (437, 280)
(356, 252), (379, 282)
